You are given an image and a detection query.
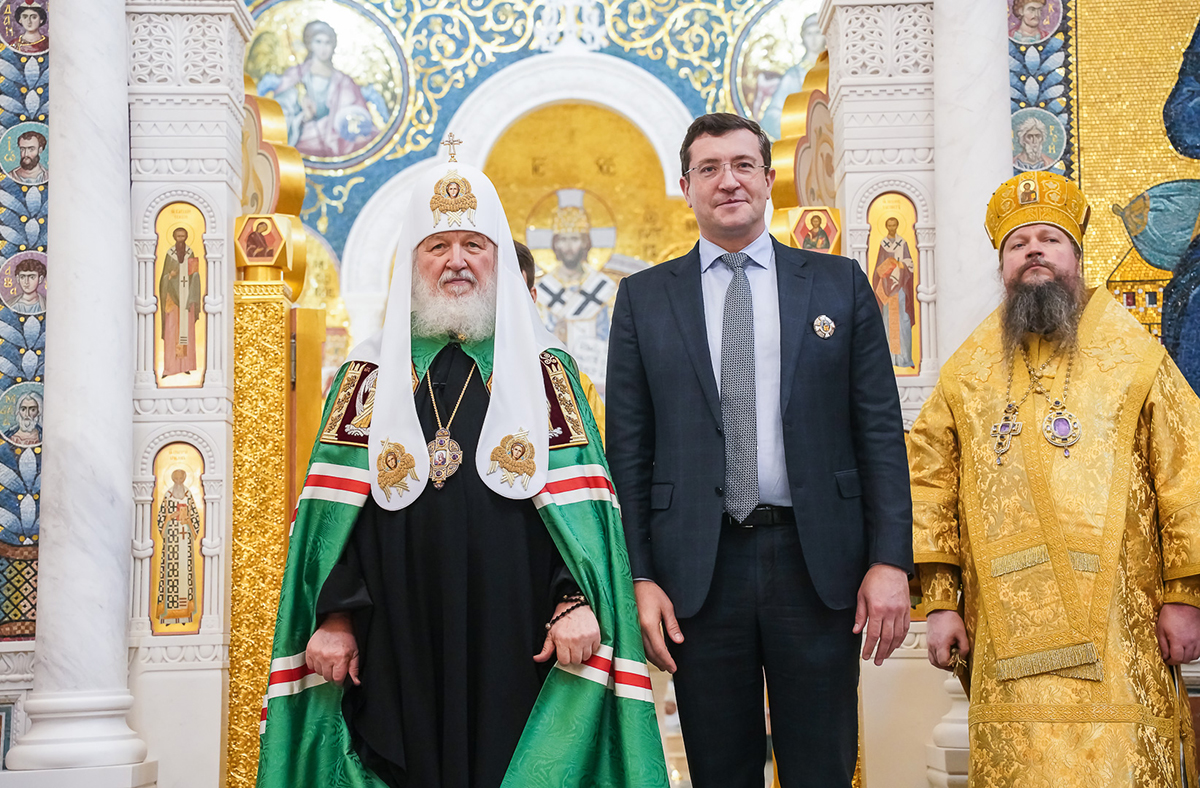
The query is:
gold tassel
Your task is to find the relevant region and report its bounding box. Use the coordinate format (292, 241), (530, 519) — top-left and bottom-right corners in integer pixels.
(1053, 660), (1103, 681)
(1069, 551), (1100, 573)
(995, 642), (1099, 681)
(991, 544), (1051, 577)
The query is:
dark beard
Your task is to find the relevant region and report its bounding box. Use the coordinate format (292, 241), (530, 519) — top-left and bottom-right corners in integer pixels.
(1001, 277), (1083, 361)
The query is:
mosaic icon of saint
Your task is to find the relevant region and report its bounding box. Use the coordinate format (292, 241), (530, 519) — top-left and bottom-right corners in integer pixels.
(528, 189), (632, 395)
(551, 206), (594, 287)
(159, 227), (202, 377)
(245, 221), (273, 258)
(10, 257), (45, 315)
(271, 20), (377, 158)
(1013, 115), (1057, 171)
(10, 130), (47, 186)
(801, 214), (831, 250)
(155, 469), (201, 626)
(536, 203), (617, 341)
(1009, 0), (1053, 44)
(872, 217), (916, 368)
(8, 0), (47, 54)
(5, 391), (40, 447)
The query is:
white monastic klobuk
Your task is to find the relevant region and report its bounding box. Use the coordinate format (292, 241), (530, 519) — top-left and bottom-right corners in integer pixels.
(348, 159), (564, 509)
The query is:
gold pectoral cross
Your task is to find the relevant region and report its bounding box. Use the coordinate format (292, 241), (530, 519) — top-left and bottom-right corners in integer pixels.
(991, 416), (1023, 465)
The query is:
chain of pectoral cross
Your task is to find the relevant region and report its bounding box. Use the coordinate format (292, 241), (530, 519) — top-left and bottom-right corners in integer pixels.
(991, 344), (1065, 465)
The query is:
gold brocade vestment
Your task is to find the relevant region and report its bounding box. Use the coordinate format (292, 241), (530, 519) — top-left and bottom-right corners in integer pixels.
(910, 288), (1200, 788)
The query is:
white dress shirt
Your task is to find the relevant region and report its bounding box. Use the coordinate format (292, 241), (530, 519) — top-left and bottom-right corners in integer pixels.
(698, 229), (791, 507)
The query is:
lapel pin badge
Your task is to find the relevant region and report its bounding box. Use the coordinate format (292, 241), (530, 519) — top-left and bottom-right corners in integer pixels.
(813, 315), (835, 339)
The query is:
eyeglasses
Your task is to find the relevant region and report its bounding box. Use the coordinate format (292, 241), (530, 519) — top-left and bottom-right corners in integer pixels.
(683, 161), (770, 182)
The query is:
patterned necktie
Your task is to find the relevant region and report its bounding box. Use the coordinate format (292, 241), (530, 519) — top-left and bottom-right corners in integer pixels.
(718, 252), (759, 522)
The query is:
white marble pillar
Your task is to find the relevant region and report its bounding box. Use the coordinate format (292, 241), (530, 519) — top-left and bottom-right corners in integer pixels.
(932, 0), (1012, 358)
(5, 0), (151, 775)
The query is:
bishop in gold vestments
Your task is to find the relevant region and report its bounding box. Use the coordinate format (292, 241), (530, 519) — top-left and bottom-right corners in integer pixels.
(910, 171), (1200, 787)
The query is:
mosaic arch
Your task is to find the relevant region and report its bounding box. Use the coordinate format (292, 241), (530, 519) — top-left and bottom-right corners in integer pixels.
(244, 0), (827, 264)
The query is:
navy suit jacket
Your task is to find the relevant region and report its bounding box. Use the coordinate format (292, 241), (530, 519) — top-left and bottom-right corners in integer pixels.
(605, 237), (913, 618)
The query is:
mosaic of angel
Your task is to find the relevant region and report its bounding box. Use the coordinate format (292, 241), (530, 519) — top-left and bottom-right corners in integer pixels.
(253, 20), (381, 158)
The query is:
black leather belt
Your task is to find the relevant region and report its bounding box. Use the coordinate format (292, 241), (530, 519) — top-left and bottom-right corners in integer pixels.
(723, 504), (795, 528)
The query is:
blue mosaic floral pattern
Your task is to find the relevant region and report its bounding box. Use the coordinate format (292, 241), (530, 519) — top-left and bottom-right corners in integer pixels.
(0, 12), (49, 639)
(1008, 7), (1074, 177)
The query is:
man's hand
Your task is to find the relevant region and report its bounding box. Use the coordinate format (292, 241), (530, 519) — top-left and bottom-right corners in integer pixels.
(854, 564), (911, 666)
(925, 609), (970, 670)
(306, 612), (360, 686)
(633, 580), (683, 673)
(535, 601), (602, 666)
(1157, 603), (1200, 665)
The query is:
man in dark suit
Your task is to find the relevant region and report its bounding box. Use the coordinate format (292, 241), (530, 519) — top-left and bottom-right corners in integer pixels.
(606, 113), (912, 788)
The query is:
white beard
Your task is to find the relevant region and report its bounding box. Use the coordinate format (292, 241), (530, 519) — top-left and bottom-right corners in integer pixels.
(410, 268), (497, 343)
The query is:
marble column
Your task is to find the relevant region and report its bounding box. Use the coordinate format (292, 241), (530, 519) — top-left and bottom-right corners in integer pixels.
(4, 0), (151, 774)
(932, 0), (1012, 358)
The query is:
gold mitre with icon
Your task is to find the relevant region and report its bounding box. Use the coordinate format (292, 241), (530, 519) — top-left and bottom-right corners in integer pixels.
(984, 171), (1091, 252)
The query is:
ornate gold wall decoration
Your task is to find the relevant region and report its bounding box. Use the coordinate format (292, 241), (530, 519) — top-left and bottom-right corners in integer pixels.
(376, 0), (536, 162)
(240, 0), (834, 271)
(1070, 2), (1199, 328)
(228, 84), (311, 788)
(484, 102), (695, 267)
(606, 0), (822, 117)
(302, 176), (365, 236)
(229, 280), (292, 788)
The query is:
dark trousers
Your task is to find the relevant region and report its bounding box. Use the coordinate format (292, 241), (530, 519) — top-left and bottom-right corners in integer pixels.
(672, 523), (859, 788)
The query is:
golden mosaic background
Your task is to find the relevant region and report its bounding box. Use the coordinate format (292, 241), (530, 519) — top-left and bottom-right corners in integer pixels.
(1073, 3), (1200, 330)
(483, 103), (698, 266)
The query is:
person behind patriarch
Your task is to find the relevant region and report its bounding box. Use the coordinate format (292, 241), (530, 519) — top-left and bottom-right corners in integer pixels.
(256, 152), (666, 788)
(910, 171), (1200, 787)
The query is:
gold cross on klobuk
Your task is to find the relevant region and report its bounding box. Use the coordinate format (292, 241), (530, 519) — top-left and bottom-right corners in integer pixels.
(442, 133), (464, 162)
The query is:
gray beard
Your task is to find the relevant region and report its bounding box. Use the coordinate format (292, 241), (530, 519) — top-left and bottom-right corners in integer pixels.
(1001, 277), (1084, 361)
(410, 270), (496, 343)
